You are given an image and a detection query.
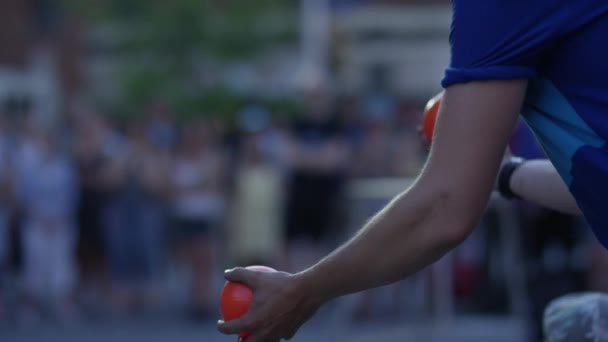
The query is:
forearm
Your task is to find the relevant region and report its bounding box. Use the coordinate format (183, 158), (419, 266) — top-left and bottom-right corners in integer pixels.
(297, 181), (473, 303)
(216, 81), (528, 342)
(510, 159), (581, 215)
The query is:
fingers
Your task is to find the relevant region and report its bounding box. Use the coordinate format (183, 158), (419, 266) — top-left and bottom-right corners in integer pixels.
(217, 318), (248, 335)
(225, 267), (259, 288)
(221, 321), (281, 342)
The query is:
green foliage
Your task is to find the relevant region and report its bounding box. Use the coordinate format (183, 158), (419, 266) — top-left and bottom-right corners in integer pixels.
(64, 0), (297, 59)
(266, 97), (301, 120)
(173, 87), (243, 122)
(62, 0), (298, 121)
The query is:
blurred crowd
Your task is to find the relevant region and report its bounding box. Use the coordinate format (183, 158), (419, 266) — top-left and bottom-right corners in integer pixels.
(0, 89), (427, 325)
(2, 88), (607, 342)
(2, 3), (605, 341)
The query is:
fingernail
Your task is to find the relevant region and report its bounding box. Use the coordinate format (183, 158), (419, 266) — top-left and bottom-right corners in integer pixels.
(217, 320), (224, 325)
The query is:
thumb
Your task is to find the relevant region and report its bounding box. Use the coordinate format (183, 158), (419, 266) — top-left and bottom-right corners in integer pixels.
(225, 267), (258, 288)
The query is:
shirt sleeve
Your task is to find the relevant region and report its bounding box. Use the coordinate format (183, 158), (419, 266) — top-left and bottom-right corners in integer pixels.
(442, 0), (560, 88)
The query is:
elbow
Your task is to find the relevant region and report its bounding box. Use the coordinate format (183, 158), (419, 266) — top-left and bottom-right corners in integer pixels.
(440, 222), (473, 249)
(430, 188), (480, 249)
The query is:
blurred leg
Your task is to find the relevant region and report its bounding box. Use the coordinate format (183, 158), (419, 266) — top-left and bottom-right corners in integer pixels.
(284, 196), (329, 273)
(173, 217), (215, 318)
(103, 204), (134, 313)
(76, 198), (106, 298)
(188, 236), (214, 318)
(140, 205), (166, 282)
(20, 222), (46, 324)
(0, 211), (7, 273)
(49, 225), (76, 298)
(0, 212), (5, 319)
(22, 223), (47, 298)
(543, 292), (608, 341)
(48, 224), (78, 320)
(138, 204), (166, 308)
(284, 182), (321, 273)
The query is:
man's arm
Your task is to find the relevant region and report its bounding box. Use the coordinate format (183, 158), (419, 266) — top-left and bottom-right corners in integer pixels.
(218, 80), (527, 342)
(298, 80), (527, 298)
(505, 159), (581, 215)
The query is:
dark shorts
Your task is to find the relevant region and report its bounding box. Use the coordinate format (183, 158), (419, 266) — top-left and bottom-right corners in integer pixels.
(171, 217), (212, 240)
(285, 174), (342, 243)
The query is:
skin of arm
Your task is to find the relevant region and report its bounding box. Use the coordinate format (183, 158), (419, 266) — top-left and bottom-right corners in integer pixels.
(510, 159), (581, 215)
(218, 80), (528, 342)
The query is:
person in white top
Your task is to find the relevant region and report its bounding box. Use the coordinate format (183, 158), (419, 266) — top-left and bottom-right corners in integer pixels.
(230, 130), (284, 269)
(16, 129), (78, 323)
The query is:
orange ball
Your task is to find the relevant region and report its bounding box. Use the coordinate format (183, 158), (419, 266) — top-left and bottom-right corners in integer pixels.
(422, 92), (443, 143)
(219, 265), (276, 340)
(220, 282), (252, 322)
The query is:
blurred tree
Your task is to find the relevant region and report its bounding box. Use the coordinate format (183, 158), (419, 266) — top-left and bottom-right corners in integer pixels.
(62, 0), (299, 121)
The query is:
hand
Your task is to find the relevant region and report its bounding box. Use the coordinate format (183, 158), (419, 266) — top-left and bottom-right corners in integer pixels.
(217, 268), (323, 342)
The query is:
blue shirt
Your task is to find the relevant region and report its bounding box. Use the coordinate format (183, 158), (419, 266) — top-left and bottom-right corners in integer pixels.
(509, 119), (546, 160)
(442, 1), (608, 247)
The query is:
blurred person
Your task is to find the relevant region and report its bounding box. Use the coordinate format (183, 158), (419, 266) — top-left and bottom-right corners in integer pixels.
(257, 121), (290, 174)
(351, 95), (421, 179)
(355, 95), (425, 178)
(283, 88), (349, 272)
(170, 122), (224, 320)
(72, 113), (111, 299)
(16, 129), (79, 324)
(335, 96), (365, 148)
(396, 101), (428, 134)
(15, 116), (44, 172)
(146, 101), (177, 150)
(235, 104), (290, 173)
(392, 102), (427, 178)
(352, 118), (394, 178)
(390, 132), (426, 178)
(348, 110), (394, 322)
(102, 121), (171, 314)
(216, 2), (608, 340)
(230, 106), (285, 268)
(0, 115), (13, 319)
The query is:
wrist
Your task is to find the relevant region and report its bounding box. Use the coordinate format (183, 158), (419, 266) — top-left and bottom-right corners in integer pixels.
(498, 157), (526, 200)
(293, 268), (332, 307)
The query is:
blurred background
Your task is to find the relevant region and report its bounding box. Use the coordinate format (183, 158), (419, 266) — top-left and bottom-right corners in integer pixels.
(0, 1), (607, 341)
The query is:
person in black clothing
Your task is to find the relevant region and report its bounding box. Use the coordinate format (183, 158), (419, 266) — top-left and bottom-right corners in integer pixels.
(283, 88), (349, 272)
(73, 114), (110, 293)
